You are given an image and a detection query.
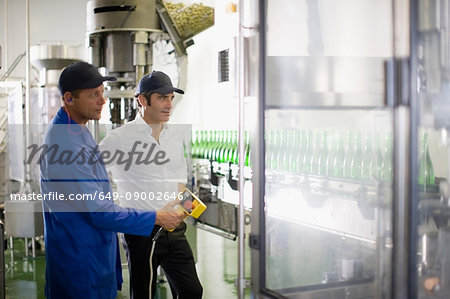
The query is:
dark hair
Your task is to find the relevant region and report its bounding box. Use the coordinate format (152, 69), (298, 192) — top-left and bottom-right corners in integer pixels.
(135, 92), (153, 108)
(71, 89), (82, 98)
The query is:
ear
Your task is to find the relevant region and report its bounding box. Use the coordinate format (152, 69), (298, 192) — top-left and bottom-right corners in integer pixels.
(137, 94), (150, 107)
(63, 92), (73, 106)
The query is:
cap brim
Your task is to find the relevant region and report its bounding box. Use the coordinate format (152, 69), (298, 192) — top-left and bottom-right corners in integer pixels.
(152, 86), (185, 95)
(81, 76), (117, 90)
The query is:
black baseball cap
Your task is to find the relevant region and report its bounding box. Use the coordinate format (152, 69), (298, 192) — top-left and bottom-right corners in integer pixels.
(58, 61), (117, 95)
(136, 70), (184, 95)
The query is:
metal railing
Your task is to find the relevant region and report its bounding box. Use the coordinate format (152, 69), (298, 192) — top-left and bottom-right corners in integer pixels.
(0, 52), (26, 82)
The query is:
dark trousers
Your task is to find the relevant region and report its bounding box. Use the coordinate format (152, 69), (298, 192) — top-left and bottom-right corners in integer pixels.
(122, 223), (203, 299)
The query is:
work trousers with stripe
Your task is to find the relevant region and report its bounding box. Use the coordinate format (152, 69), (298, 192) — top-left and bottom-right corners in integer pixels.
(122, 222), (203, 299)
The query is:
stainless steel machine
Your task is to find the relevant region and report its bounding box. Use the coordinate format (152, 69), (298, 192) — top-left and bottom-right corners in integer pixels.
(30, 44), (86, 124)
(86, 0), (201, 125)
(4, 44), (85, 258)
(86, 0), (159, 125)
(246, 0), (450, 299)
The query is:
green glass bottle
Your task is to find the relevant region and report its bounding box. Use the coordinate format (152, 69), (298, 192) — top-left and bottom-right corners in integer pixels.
(219, 130), (230, 163)
(205, 130), (213, 159)
(245, 131), (251, 167)
(326, 131), (337, 177)
(207, 130), (215, 161)
(231, 130), (238, 165)
(205, 130), (215, 160)
(317, 130), (329, 176)
(350, 131), (363, 180)
(214, 130), (221, 161)
(274, 130), (283, 171)
(213, 130), (224, 162)
(343, 130), (354, 179)
(227, 131), (233, 164)
(302, 130), (313, 174)
(333, 131), (345, 178)
(268, 130), (278, 170)
(191, 130), (199, 158)
(418, 131), (435, 190)
(310, 130), (321, 175)
(373, 132), (384, 181)
(227, 130), (233, 163)
(361, 132), (374, 181)
(264, 130), (269, 168)
(198, 130), (207, 159)
(280, 130), (292, 171)
(290, 130), (302, 173)
(196, 130), (204, 159)
(380, 132), (393, 183)
(203, 130), (210, 160)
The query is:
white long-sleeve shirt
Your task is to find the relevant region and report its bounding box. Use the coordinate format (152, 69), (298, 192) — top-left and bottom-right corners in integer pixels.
(99, 113), (189, 211)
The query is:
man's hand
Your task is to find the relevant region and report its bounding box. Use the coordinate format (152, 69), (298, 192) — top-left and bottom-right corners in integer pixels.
(161, 199), (181, 211)
(155, 210), (186, 231)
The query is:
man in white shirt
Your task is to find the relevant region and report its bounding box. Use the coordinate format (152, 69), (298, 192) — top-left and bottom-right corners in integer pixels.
(99, 71), (202, 299)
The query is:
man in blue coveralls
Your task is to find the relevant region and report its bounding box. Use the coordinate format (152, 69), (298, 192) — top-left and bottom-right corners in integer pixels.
(39, 61), (186, 299)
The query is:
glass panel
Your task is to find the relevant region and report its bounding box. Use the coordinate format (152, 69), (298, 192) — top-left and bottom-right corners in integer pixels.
(264, 109), (393, 297)
(263, 0), (394, 297)
(415, 1), (450, 297)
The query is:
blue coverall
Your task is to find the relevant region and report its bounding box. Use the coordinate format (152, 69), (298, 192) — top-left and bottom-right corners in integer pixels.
(40, 107), (156, 298)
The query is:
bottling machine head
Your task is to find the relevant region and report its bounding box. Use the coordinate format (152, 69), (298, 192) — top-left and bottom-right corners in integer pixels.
(86, 0), (213, 125)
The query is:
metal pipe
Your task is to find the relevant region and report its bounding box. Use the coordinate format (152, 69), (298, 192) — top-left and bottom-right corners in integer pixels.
(195, 223), (237, 241)
(237, 0), (246, 296)
(4, 0), (8, 72)
(391, 1), (412, 298)
(0, 52), (26, 81)
(408, 0), (419, 297)
(25, 0), (30, 125)
(393, 106), (410, 299)
(24, 0), (31, 188)
(252, 1), (266, 296)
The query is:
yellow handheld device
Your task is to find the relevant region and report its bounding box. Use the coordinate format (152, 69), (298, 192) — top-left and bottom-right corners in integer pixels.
(153, 188), (207, 240)
(176, 187), (207, 219)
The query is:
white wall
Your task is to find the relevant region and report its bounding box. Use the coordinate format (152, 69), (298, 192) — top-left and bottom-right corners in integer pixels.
(170, 0), (240, 130)
(170, 26), (239, 130)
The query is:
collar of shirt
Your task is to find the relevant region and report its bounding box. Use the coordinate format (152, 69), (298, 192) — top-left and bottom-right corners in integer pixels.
(134, 112), (170, 139)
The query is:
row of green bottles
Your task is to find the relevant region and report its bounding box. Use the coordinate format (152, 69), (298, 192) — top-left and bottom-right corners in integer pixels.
(265, 128), (436, 187)
(192, 128), (435, 187)
(265, 129), (395, 182)
(191, 130), (251, 167)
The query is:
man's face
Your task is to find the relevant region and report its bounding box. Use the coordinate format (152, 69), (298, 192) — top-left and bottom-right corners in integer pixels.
(144, 92), (174, 124)
(70, 85), (106, 124)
